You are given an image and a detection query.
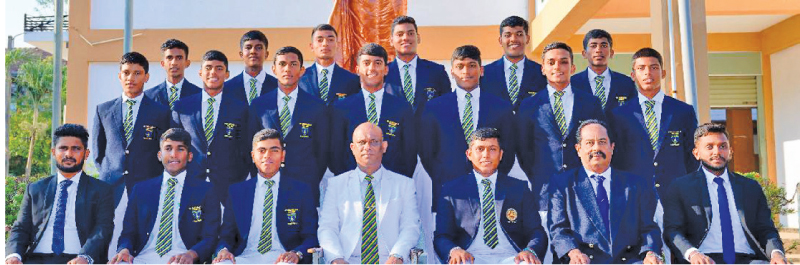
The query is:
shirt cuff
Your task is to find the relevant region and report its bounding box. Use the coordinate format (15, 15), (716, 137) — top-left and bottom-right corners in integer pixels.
(77, 254), (94, 264)
(772, 250), (785, 258)
(684, 247), (699, 261)
(5, 253), (22, 262)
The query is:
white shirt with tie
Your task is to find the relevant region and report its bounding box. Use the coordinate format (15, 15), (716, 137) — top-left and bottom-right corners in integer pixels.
(456, 86), (481, 132)
(133, 171), (188, 264)
(234, 172), (287, 264)
(637, 90), (665, 129)
(396, 55), (418, 94)
(121, 92), (144, 134)
(166, 78), (185, 97)
(502, 56), (525, 90)
(546, 84), (575, 128)
(466, 170), (519, 263)
(586, 67), (612, 103)
(585, 167), (612, 218)
(316, 62), (335, 88)
(242, 70), (268, 100)
(33, 172), (84, 255)
(201, 90), (223, 138)
(361, 87), (385, 119)
(277, 88), (299, 118)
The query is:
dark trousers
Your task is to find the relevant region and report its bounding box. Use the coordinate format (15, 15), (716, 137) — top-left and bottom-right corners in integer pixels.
(706, 253), (769, 264)
(25, 253), (78, 264)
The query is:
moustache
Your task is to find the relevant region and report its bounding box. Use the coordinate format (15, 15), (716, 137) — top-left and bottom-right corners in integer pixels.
(588, 151), (606, 160)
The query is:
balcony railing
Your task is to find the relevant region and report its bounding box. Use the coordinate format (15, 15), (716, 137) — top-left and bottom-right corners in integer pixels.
(24, 14), (69, 32)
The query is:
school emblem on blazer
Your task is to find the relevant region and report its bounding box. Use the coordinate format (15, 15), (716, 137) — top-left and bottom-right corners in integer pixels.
(506, 208), (518, 223)
(336, 93), (348, 100)
(616, 96), (628, 106)
(189, 206), (203, 222)
(385, 120), (399, 137)
(223, 123), (238, 139)
(285, 208), (299, 225)
(299, 123), (313, 138)
(425, 87), (436, 101)
(143, 125), (157, 140)
(669, 130), (681, 146)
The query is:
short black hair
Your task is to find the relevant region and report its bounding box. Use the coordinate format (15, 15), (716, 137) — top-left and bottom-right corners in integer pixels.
(240, 30), (269, 50)
(54, 123), (90, 148)
(582, 29), (613, 50)
(120, 51), (149, 74)
(391, 16), (418, 34)
(451, 45), (482, 65)
(274, 46), (304, 64)
(469, 127), (502, 148)
(160, 128), (192, 148)
(694, 123), (729, 144)
(160, 39), (189, 57)
(541, 41), (574, 63)
(632, 47), (664, 68)
(357, 43), (388, 64)
(252, 128), (284, 149)
(312, 24), (338, 37)
(576, 119), (613, 143)
(202, 50), (229, 71)
(499, 15), (529, 35)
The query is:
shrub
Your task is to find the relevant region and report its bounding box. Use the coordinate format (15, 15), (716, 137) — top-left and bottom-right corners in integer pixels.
(740, 172), (796, 228)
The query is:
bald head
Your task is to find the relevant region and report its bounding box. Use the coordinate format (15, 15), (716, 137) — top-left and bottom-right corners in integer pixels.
(350, 122), (387, 174)
(352, 122), (384, 142)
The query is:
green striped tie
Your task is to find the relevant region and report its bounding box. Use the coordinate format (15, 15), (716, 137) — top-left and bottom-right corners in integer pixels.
(248, 78), (258, 104)
(645, 100), (659, 150)
(258, 179), (275, 254)
(204, 98), (216, 143)
(367, 93), (378, 125)
(481, 179), (499, 249)
(319, 69), (330, 101)
(462, 92), (474, 143)
(402, 64), (415, 108)
(168, 85), (179, 110)
(279, 96), (292, 138)
(361, 174), (379, 264)
(553, 91), (567, 137)
(594, 75), (607, 109)
(508, 63), (520, 105)
(123, 99), (136, 143)
(155, 177), (178, 257)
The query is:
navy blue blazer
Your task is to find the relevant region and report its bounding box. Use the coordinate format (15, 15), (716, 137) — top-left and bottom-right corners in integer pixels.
(171, 92), (250, 200)
(548, 168), (661, 264)
(217, 175), (319, 262)
(330, 88), (417, 177)
(92, 96), (171, 204)
(298, 64), (360, 107)
(385, 57), (452, 115)
(517, 88), (605, 209)
(419, 91), (516, 211)
(434, 173), (548, 262)
(247, 89), (329, 204)
(570, 69), (637, 117)
(224, 72), (279, 105)
(117, 172), (221, 261)
(143, 79), (203, 109)
(480, 57), (548, 112)
(609, 95), (699, 199)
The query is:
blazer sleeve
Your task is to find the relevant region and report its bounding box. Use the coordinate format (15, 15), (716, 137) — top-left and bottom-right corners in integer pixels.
(170, 109), (183, 129)
(497, 107), (516, 176)
(314, 105), (331, 178)
(389, 178), (421, 260)
(328, 106), (348, 176)
(522, 184), (548, 258)
(432, 187), (459, 263)
(6, 182), (36, 256)
(752, 181), (784, 256)
(190, 186), (222, 261)
(79, 181), (115, 261)
(293, 184), (320, 254)
(637, 182), (662, 256)
(516, 102), (536, 181)
(92, 106), (106, 168)
(661, 179), (695, 260)
(417, 107), (440, 177)
(683, 110), (700, 172)
(317, 179), (345, 261)
(117, 185), (139, 253)
(434, 64), (452, 95)
(547, 176), (581, 261)
(400, 106), (417, 177)
(216, 191), (238, 254)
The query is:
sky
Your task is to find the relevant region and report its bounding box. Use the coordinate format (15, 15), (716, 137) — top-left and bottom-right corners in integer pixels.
(4, 0), (48, 49)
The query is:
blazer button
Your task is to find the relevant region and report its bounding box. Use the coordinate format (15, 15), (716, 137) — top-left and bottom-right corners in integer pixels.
(123, 170), (129, 175)
(589, 255), (594, 259)
(588, 244), (594, 248)
(206, 169), (211, 173)
(655, 183), (661, 188)
(627, 245), (632, 250)
(562, 143), (567, 148)
(622, 257), (627, 261)
(562, 164), (568, 169)
(654, 162), (659, 166)
(125, 150), (129, 155)
(207, 151), (211, 156)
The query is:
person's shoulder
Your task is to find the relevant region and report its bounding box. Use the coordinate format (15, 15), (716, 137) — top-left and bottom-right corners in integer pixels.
(144, 82), (166, 97)
(730, 172), (762, 189)
(97, 97), (119, 110)
(141, 96), (170, 112)
(551, 168), (581, 187)
(173, 93), (202, 111)
(484, 58), (504, 69)
(441, 173), (473, 192)
(82, 174), (111, 188)
(282, 176), (313, 193)
(424, 92), (455, 109)
(28, 175), (56, 190)
(418, 58), (445, 69)
(297, 89), (327, 107)
(225, 72), (244, 85)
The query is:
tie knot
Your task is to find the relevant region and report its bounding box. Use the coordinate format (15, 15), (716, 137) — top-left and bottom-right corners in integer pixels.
(126, 99), (136, 106)
(592, 175), (606, 183)
(465, 92), (473, 100)
(595, 75), (605, 82)
(369, 93), (376, 100)
(365, 174), (374, 182)
(266, 179), (275, 187)
(207, 97), (216, 104)
(170, 85), (178, 92)
(645, 99), (655, 108)
(321, 68), (328, 75)
(713, 177), (725, 185)
(60, 179), (73, 188)
(481, 179), (492, 187)
(403, 64), (410, 70)
(554, 90), (565, 98)
(283, 95), (291, 103)
(167, 177), (177, 186)
(510, 63), (518, 70)
(249, 77), (257, 84)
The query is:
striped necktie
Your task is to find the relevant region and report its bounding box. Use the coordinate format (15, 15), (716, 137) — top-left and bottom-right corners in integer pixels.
(402, 64), (415, 108)
(367, 93), (378, 125)
(168, 85), (179, 110)
(508, 63), (520, 105)
(123, 99), (136, 143)
(258, 179), (275, 254)
(361, 174), (379, 264)
(155, 177), (178, 257)
(319, 68), (330, 101)
(481, 179), (498, 249)
(594, 75), (607, 109)
(279, 96), (292, 138)
(204, 97), (216, 143)
(553, 91), (567, 137)
(248, 78), (258, 104)
(462, 92), (474, 143)
(644, 100), (659, 150)
(52, 179), (73, 255)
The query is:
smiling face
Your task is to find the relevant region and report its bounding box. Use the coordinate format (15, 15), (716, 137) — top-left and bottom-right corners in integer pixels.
(499, 26), (530, 61)
(575, 123), (615, 173)
(199, 60), (229, 92)
(451, 57), (483, 91)
(272, 53), (305, 90)
(252, 138), (285, 179)
(466, 137), (503, 177)
(161, 48), (190, 80)
(582, 37), (613, 70)
(118, 63), (150, 98)
(391, 23), (419, 58)
(356, 54), (388, 92)
(631, 56), (665, 98)
(240, 39), (268, 68)
(541, 48), (575, 89)
(158, 139), (192, 176)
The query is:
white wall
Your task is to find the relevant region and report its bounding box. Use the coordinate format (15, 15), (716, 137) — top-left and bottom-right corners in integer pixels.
(770, 44), (800, 228)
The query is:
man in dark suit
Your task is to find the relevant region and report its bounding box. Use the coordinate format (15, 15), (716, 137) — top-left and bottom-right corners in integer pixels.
(6, 124), (114, 264)
(570, 29), (637, 117)
(480, 16), (547, 112)
(330, 43), (416, 178)
(224, 30), (279, 105)
(384, 16), (451, 115)
(248, 46), (329, 205)
(172, 50), (250, 201)
(92, 52), (172, 260)
(549, 119), (662, 264)
(212, 129), (318, 264)
(663, 123), (787, 264)
(109, 128), (221, 264)
(434, 128), (547, 264)
(517, 42), (605, 212)
(299, 24), (360, 107)
(144, 39), (203, 110)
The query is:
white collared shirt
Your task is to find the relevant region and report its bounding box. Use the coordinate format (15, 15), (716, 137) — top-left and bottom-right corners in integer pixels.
(467, 170), (518, 257)
(584, 167), (612, 210)
(396, 55), (418, 93)
(32, 171), (84, 255)
(166, 78), (185, 96)
(201, 90), (223, 137)
(502, 56), (525, 90)
(242, 70), (268, 100)
(277, 88), (299, 118)
(349, 166), (386, 259)
(361, 87), (385, 120)
(136, 171), (189, 262)
(316, 62), (336, 88)
(547, 84), (575, 128)
(456, 86), (481, 132)
(637, 90), (665, 128)
(587, 67), (612, 102)
(121, 92), (145, 133)
(240, 172), (286, 259)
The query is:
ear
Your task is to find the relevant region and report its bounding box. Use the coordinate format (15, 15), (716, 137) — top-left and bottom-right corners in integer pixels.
(570, 63), (576, 75)
(84, 149), (91, 160)
(272, 63), (278, 76)
(581, 50), (589, 60)
(380, 140), (388, 154)
(161, 60), (167, 68)
(608, 48), (615, 59)
(144, 73), (150, 83)
(184, 59), (191, 68)
(157, 150), (163, 161)
(51, 147), (56, 157)
(575, 143), (581, 153)
(264, 50), (270, 60)
(299, 65), (306, 77)
(188, 151), (193, 163)
(692, 147), (700, 160)
(239, 50), (245, 58)
(661, 69), (667, 80)
(479, 66), (485, 77)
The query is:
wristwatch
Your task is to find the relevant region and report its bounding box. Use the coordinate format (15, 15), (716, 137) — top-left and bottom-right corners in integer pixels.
(290, 250), (304, 259)
(389, 253), (404, 262)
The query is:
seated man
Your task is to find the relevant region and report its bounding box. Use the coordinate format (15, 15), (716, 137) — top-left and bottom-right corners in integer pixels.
(318, 122), (420, 264)
(549, 119), (662, 264)
(212, 128), (318, 264)
(434, 127), (547, 264)
(663, 123), (787, 264)
(109, 128), (221, 264)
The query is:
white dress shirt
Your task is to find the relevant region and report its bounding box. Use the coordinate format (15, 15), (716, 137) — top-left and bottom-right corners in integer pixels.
(503, 56), (525, 90)
(466, 170), (518, 261)
(201, 90), (223, 138)
(396, 55), (418, 93)
(456, 86), (481, 132)
(32, 172), (84, 255)
(637, 90), (665, 128)
(316, 62), (335, 87)
(242, 70), (268, 98)
(134, 171), (188, 264)
(166, 78), (185, 96)
(361, 88), (385, 120)
(585, 167), (612, 216)
(236, 172), (286, 263)
(586, 67), (612, 102)
(121, 92), (144, 135)
(546, 84), (575, 128)
(277, 88), (299, 118)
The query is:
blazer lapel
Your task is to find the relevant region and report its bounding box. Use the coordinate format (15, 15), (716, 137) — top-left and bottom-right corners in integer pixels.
(108, 98), (127, 146)
(494, 61), (510, 98)
(41, 176), (58, 230)
(74, 173), (88, 238)
(349, 173), (363, 226)
(655, 99), (674, 157)
(574, 171), (610, 243)
(609, 172), (626, 243)
(465, 174), (481, 231)
(730, 174), (748, 226)
(541, 97), (563, 140)
(494, 176), (507, 220)
(190, 96), (209, 148)
(378, 173), (391, 226)
(236, 179), (256, 240)
(696, 172), (713, 226)
(144, 177), (164, 233)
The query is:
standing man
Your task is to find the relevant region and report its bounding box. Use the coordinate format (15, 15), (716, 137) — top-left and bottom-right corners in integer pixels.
(571, 29), (637, 117)
(144, 39), (202, 110)
(318, 122), (420, 264)
(172, 50), (250, 201)
(384, 15), (451, 114)
(109, 128), (221, 264)
(481, 15), (547, 112)
(549, 120), (662, 264)
(434, 128), (547, 264)
(330, 43), (416, 178)
(248, 46), (329, 204)
(663, 123), (787, 264)
(224, 30), (279, 105)
(212, 129), (318, 264)
(6, 124), (114, 264)
(92, 52), (172, 260)
(299, 24), (360, 107)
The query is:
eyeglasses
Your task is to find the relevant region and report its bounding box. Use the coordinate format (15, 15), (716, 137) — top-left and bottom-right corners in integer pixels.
(354, 139), (382, 147)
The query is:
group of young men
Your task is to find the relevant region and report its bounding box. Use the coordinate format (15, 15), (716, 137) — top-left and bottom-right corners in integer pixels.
(5, 14), (788, 265)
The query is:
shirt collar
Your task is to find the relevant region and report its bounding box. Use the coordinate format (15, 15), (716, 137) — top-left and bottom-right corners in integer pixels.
(638, 90), (665, 105)
(584, 166), (611, 181)
(357, 166), (383, 183)
(473, 169), (498, 186)
(162, 170), (187, 186)
(166, 78), (184, 89)
(202, 89), (223, 102)
(456, 86), (481, 100)
(397, 55), (418, 70)
(702, 166), (730, 184)
(316, 62), (335, 76)
(277, 87), (299, 100)
(258, 171), (281, 187)
(547, 84), (573, 97)
(57, 171), (83, 186)
(362, 87), (385, 99)
(121, 92), (144, 103)
(503, 56), (525, 70)
(587, 67), (611, 81)
(244, 69), (267, 82)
